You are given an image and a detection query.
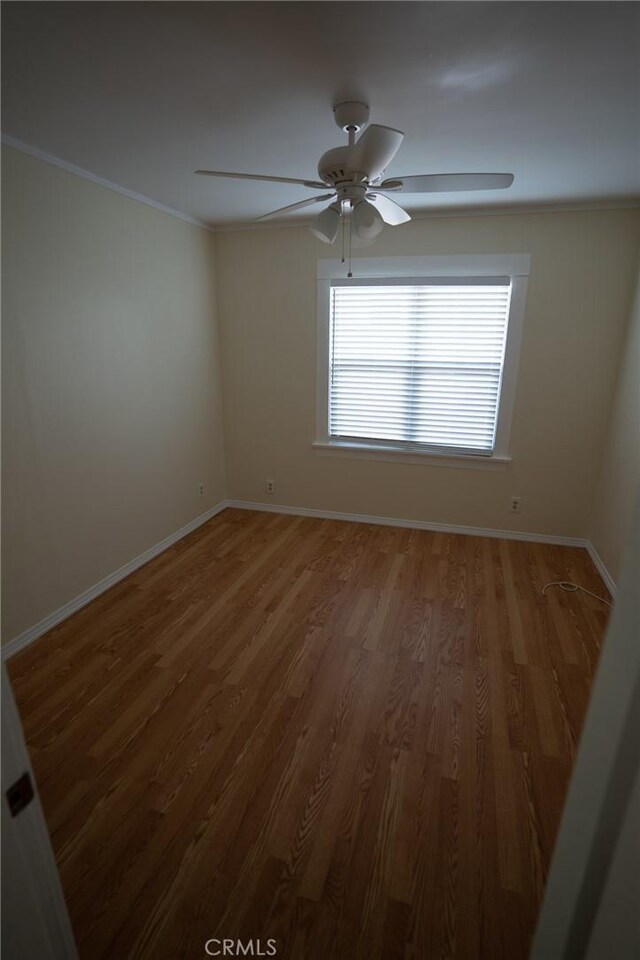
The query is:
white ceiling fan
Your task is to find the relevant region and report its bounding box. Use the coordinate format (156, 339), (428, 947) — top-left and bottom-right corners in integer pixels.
(196, 101), (514, 244)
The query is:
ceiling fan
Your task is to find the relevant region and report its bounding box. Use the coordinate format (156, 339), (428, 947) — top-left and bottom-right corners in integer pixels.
(196, 101), (514, 245)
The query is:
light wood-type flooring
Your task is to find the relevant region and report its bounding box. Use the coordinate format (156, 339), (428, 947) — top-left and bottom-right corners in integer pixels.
(9, 508), (610, 959)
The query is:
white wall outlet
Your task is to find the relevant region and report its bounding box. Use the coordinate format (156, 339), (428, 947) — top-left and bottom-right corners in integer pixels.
(198, 482), (205, 497)
(265, 479), (276, 494)
(510, 496), (522, 513)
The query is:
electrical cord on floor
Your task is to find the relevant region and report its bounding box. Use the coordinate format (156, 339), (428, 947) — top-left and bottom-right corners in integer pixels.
(541, 581), (612, 608)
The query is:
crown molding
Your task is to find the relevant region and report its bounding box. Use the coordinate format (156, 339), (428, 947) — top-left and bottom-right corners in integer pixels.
(211, 197), (640, 234)
(2, 134), (215, 233)
(3, 133), (637, 237)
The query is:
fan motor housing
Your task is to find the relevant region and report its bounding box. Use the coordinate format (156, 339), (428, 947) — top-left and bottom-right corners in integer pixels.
(318, 146), (365, 187)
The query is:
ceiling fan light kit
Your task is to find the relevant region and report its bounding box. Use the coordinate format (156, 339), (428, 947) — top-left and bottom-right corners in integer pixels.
(352, 198), (384, 241)
(310, 202), (341, 244)
(196, 100), (515, 268)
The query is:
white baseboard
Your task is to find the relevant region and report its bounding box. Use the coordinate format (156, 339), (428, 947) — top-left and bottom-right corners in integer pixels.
(226, 499), (589, 547)
(227, 501), (618, 595)
(229, 500), (617, 594)
(4, 497), (616, 661)
(2, 501), (229, 660)
(585, 541), (617, 598)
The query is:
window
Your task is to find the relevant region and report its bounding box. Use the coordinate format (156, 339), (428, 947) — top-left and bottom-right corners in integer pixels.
(315, 256), (529, 468)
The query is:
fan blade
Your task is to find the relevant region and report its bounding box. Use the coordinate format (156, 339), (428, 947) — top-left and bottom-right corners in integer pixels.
(367, 193), (411, 225)
(380, 173), (514, 193)
(255, 193), (335, 222)
(195, 170), (328, 189)
(351, 124), (404, 179)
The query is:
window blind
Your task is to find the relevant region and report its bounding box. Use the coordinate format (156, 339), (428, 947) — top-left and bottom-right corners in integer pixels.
(329, 279), (512, 455)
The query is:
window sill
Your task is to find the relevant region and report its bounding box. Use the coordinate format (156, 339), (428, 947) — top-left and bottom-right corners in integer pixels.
(312, 440), (511, 471)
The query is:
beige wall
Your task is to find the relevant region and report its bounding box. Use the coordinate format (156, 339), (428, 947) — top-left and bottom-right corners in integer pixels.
(1, 146), (226, 642)
(589, 264), (640, 583)
(216, 209), (640, 539)
(3, 144), (638, 646)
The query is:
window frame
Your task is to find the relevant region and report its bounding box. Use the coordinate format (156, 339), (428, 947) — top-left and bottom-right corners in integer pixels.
(314, 255), (530, 470)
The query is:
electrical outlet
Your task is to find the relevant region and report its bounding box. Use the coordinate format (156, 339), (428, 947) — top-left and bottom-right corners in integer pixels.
(265, 479), (276, 494)
(198, 482), (205, 497)
(510, 496), (522, 513)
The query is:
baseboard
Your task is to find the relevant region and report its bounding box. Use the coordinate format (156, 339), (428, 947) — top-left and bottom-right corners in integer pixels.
(4, 498), (615, 661)
(227, 500), (619, 594)
(2, 500), (230, 660)
(226, 499), (589, 548)
(585, 541), (617, 597)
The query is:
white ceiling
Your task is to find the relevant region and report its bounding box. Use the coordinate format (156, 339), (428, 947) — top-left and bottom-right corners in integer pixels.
(2, 1), (639, 228)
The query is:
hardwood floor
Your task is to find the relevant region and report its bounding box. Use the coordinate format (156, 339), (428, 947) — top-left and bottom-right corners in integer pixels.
(8, 508), (610, 959)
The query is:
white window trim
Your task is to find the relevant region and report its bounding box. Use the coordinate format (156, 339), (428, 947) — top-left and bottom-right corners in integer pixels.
(315, 255), (530, 468)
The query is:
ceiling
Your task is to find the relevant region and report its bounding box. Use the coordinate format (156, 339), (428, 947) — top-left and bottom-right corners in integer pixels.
(2, 1), (639, 228)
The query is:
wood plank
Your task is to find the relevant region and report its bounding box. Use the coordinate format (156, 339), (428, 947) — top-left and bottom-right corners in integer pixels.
(7, 507), (608, 960)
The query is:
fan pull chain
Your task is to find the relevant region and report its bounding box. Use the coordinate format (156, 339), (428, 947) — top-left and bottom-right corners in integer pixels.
(347, 203), (353, 278)
(340, 205), (346, 264)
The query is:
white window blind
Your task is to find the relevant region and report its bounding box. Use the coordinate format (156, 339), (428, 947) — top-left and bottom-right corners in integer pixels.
(329, 279), (512, 455)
